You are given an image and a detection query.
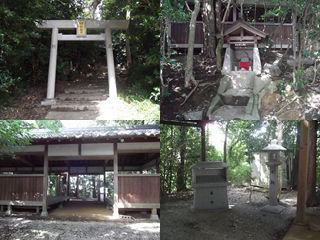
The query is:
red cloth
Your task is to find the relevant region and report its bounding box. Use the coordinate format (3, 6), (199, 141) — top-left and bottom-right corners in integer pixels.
(239, 62), (251, 70)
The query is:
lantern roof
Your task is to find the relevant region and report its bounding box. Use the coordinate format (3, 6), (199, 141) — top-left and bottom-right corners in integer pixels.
(262, 139), (286, 152)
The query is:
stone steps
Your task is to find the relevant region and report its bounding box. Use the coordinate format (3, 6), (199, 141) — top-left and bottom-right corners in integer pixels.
(56, 93), (108, 101)
(45, 110), (99, 120)
(64, 88), (106, 94)
(51, 100), (99, 111)
(45, 86), (108, 119)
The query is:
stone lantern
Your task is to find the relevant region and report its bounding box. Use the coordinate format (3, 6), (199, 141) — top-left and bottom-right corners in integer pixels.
(261, 139), (286, 213)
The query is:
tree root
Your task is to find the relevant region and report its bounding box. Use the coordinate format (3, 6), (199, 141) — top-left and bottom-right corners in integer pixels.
(180, 81), (199, 106)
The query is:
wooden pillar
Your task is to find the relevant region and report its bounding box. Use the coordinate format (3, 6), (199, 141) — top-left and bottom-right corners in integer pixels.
(295, 120), (309, 224)
(200, 122), (206, 162)
(41, 145), (49, 217)
(105, 27), (117, 99)
(46, 27), (58, 100)
(113, 143), (119, 217)
(104, 165), (106, 203)
(67, 168), (70, 200)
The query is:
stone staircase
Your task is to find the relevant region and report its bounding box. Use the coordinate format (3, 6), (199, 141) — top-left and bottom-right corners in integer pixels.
(207, 71), (260, 120)
(45, 85), (108, 120)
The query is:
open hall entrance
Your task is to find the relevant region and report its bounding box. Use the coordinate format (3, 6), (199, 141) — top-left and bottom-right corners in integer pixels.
(0, 126), (160, 220)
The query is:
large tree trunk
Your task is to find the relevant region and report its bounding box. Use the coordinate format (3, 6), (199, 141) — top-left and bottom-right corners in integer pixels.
(215, 0), (223, 70)
(177, 126), (187, 192)
(292, 121), (301, 189)
(307, 121), (318, 207)
(202, 0), (216, 58)
(185, 0), (200, 87)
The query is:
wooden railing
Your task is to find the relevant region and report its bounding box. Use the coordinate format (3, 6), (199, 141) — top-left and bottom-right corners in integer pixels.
(118, 174), (160, 204)
(0, 175), (43, 201)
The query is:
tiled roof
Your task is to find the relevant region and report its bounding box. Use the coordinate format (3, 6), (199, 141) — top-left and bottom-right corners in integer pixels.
(29, 125), (160, 140)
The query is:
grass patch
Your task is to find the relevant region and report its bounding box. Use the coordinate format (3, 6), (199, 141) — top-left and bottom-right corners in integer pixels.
(119, 83), (160, 120)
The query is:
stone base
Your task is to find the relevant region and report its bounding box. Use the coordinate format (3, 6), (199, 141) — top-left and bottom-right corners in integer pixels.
(5, 209), (11, 216)
(210, 105), (260, 120)
(150, 214), (159, 221)
(261, 204), (286, 214)
(41, 98), (56, 106)
(40, 211), (48, 217)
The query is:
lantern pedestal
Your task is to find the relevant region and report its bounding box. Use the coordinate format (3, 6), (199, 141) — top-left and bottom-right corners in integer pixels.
(261, 140), (287, 214)
(262, 161), (285, 213)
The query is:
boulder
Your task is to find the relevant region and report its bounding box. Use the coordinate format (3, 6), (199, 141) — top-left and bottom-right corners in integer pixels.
(263, 63), (282, 77)
(182, 111), (203, 120)
(304, 66), (315, 83)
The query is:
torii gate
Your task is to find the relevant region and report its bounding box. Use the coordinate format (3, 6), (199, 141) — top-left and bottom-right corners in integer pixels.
(38, 20), (129, 105)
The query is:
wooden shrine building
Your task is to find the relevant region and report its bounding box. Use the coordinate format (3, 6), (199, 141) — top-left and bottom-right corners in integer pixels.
(0, 125), (160, 219)
(168, 0), (295, 50)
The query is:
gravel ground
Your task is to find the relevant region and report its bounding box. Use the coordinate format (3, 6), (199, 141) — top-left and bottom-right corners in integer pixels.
(161, 186), (297, 240)
(0, 217), (160, 240)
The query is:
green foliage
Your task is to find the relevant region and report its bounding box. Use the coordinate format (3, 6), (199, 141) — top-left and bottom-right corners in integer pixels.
(160, 0), (190, 22)
(0, 0), (84, 102)
(102, 0), (159, 97)
(293, 68), (306, 93)
(0, 120), (32, 154)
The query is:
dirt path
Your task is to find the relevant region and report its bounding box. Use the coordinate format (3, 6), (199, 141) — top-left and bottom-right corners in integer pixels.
(161, 186), (297, 240)
(0, 217), (159, 240)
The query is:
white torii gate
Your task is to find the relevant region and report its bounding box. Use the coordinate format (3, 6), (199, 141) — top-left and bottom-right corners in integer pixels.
(38, 20), (129, 105)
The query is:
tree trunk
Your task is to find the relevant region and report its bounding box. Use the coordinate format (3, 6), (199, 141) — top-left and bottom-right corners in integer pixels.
(223, 121), (229, 163)
(202, 0), (216, 58)
(215, 0), (223, 70)
(177, 126), (187, 192)
(292, 121), (300, 189)
(185, 0), (200, 87)
(125, 9), (132, 69)
(168, 126), (174, 194)
(307, 121), (318, 207)
(90, 0), (101, 19)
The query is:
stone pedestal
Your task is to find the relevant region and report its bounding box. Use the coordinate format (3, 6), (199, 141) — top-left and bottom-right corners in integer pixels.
(262, 159), (285, 214)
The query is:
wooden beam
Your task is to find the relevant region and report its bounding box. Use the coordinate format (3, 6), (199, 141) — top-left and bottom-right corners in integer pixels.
(41, 145), (49, 217)
(118, 174), (160, 177)
(295, 120), (309, 224)
(38, 20), (129, 30)
(57, 33), (105, 41)
(0, 174), (43, 177)
(48, 155), (114, 161)
(160, 120), (201, 128)
(113, 143), (119, 217)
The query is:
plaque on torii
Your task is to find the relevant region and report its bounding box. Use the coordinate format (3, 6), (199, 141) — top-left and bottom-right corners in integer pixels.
(76, 20), (87, 37)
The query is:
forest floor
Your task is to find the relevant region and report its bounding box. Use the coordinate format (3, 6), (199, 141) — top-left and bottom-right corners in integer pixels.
(161, 52), (320, 120)
(161, 55), (221, 120)
(161, 186), (297, 240)
(0, 216), (159, 240)
(0, 65), (159, 120)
